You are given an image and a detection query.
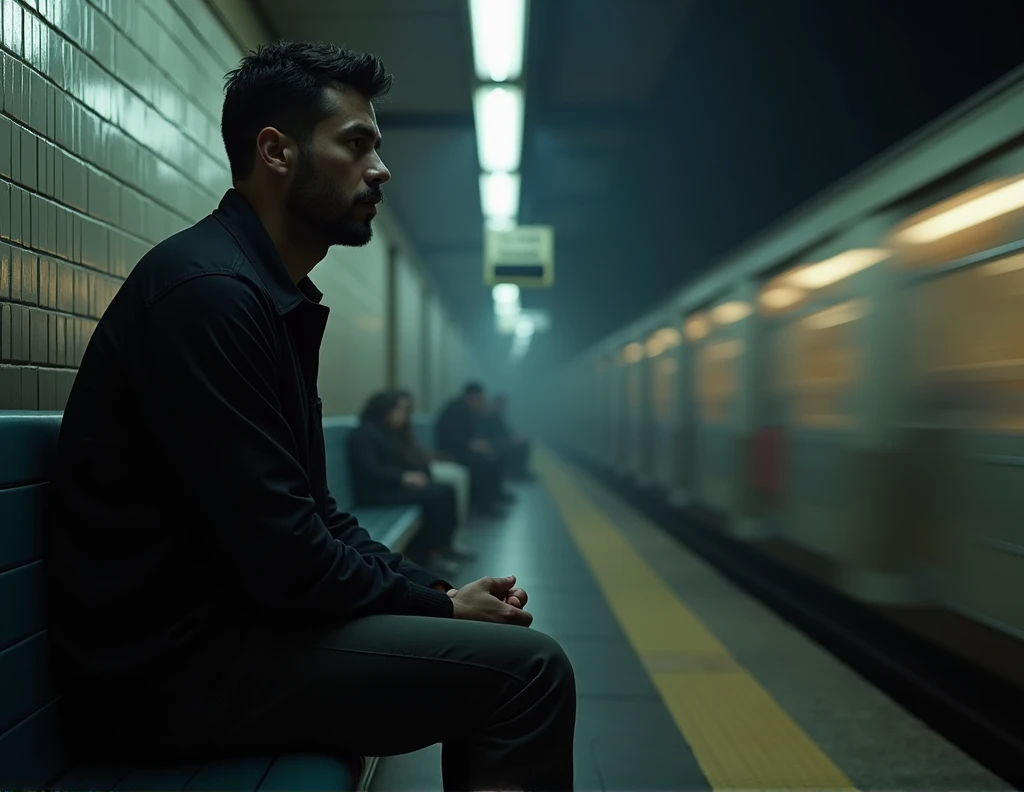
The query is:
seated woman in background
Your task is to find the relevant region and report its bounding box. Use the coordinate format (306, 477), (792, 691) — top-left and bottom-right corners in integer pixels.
(348, 391), (471, 578)
(394, 389), (472, 530)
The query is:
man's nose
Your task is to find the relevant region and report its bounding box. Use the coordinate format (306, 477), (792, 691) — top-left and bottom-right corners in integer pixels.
(366, 154), (391, 186)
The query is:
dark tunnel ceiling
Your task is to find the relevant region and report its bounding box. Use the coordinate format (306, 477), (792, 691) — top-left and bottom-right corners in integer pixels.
(257, 0), (1024, 371)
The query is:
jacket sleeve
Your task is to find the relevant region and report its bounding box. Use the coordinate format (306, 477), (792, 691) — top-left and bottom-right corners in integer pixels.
(324, 493), (452, 591)
(347, 427), (407, 488)
(138, 275), (453, 620)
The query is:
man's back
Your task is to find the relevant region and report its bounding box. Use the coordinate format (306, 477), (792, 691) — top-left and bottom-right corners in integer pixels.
(50, 191), (451, 691)
(51, 201), (278, 685)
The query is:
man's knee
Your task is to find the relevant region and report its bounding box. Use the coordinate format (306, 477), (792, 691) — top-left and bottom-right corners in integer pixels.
(514, 629), (576, 702)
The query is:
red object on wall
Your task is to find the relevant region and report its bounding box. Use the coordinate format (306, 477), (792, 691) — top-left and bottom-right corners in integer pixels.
(753, 425), (785, 495)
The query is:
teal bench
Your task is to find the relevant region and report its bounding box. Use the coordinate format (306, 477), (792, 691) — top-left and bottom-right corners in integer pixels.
(0, 410), (423, 791)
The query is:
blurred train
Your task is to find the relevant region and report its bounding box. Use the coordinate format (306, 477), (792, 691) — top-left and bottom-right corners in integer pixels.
(542, 63), (1024, 683)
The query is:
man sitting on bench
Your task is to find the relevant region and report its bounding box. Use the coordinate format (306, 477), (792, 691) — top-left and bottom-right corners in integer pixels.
(48, 41), (575, 792)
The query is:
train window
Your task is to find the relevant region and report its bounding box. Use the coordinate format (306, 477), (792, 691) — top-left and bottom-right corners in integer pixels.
(697, 338), (743, 424)
(759, 249), (889, 317)
(789, 300), (867, 429)
(911, 251), (1024, 431)
(646, 327), (682, 422)
(892, 174), (1024, 267)
(651, 357), (678, 422)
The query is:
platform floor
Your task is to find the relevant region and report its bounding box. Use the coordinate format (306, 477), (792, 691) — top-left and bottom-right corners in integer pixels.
(371, 449), (1008, 791)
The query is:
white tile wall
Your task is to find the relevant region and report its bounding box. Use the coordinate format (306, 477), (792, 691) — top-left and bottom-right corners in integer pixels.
(0, 0), (239, 408)
(0, 0), (474, 414)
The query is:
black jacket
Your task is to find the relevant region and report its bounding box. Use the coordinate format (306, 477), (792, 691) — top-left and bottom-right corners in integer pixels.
(50, 190), (454, 687)
(347, 421), (429, 502)
(435, 398), (480, 460)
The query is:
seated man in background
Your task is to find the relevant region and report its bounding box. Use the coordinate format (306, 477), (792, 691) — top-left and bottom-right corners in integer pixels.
(49, 41), (575, 791)
(348, 390), (472, 578)
(484, 394), (534, 481)
(436, 383), (511, 517)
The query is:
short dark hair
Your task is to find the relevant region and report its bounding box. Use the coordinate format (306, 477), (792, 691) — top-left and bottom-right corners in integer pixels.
(222, 41), (393, 182)
(464, 382), (485, 397)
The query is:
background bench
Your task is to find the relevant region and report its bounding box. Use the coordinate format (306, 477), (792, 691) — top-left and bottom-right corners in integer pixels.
(321, 416), (422, 552)
(0, 410), (423, 791)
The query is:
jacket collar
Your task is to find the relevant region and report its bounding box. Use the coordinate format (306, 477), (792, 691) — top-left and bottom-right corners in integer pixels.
(212, 189), (324, 314)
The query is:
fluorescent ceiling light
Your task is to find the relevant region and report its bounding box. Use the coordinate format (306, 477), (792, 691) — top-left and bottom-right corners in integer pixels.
(492, 283), (520, 303)
(897, 176), (1024, 245)
(486, 215), (517, 231)
(474, 85), (523, 172)
(496, 312), (520, 334)
(468, 0), (526, 82)
(480, 172), (520, 219)
(494, 301), (520, 318)
(515, 319), (534, 338)
(788, 249), (889, 290)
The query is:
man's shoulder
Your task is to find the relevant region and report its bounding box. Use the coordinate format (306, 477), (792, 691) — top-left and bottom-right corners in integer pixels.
(130, 215), (265, 310)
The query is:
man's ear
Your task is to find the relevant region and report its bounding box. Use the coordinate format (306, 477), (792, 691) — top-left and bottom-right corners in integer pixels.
(255, 127), (295, 177)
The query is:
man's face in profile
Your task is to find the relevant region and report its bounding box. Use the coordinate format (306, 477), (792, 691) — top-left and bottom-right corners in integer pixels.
(286, 86), (390, 247)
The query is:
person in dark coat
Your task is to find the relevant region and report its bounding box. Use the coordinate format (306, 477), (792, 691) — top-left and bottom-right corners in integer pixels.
(348, 391), (469, 576)
(48, 42), (575, 791)
(435, 383), (511, 516)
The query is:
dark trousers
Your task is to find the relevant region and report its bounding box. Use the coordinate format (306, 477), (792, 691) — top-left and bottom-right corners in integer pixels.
(360, 483), (458, 559)
(75, 617), (576, 791)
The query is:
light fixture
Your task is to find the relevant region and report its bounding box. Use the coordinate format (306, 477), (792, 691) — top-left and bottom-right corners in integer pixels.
(645, 337), (664, 358)
(492, 283), (520, 303)
(621, 343), (644, 364)
(760, 286), (804, 310)
(657, 327), (682, 348)
(645, 327), (682, 358)
(486, 215), (517, 231)
(515, 319), (534, 338)
(474, 85), (524, 172)
(710, 301), (752, 325)
(468, 0), (526, 83)
(684, 313), (711, 341)
(787, 249), (889, 290)
(494, 300), (520, 317)
(480, 172), (520, 219)
(896, 175), (1024, 245)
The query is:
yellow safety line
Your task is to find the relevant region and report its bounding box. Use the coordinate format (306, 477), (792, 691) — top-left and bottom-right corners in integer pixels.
(536, 448), (856, 791)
